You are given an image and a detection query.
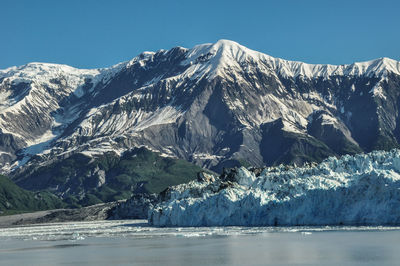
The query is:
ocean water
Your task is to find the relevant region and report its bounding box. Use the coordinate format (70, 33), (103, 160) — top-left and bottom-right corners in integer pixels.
(0, 220), (400, 266)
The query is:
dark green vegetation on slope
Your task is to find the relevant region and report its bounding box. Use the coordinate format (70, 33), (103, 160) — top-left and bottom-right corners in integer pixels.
(0, 175), (65, 215)
(14, 147), (208, 207)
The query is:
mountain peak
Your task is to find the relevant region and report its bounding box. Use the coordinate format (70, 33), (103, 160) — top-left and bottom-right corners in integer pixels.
(180, 40), (400, 80)
(210, 39), (266, 60)
(212, 39), (243, 49)
(180, 39), (269, 79)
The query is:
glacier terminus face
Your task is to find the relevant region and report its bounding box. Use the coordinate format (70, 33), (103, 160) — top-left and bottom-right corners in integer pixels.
(149, 149), (400, 226)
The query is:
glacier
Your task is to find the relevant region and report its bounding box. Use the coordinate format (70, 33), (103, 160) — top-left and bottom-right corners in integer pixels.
(149, 149), (400, 226)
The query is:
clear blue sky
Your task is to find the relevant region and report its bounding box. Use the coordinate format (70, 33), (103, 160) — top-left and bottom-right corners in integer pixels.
(1, 0), (399, 69)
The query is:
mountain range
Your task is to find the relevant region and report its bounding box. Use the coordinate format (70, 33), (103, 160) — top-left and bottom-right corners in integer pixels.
(1, 39), (400, 201)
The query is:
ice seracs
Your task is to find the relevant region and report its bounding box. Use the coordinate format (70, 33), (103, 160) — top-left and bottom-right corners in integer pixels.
(149, 149), (400, 226)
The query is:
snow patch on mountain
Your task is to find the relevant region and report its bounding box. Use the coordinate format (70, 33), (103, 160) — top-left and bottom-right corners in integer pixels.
(149, 149), (400, 226)
(133, 105), (184, 131)
(0, 63), (100, 92)
(369, 79), (387, 99)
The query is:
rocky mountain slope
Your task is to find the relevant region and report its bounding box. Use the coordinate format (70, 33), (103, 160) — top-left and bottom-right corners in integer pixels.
(149, 149), (400, 226)
(1, 39), (400, 197)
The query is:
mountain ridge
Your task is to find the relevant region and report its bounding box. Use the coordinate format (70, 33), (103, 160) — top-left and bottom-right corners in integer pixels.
(2, 39), (399, 81)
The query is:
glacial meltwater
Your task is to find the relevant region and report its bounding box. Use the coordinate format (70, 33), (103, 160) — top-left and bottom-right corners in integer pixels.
(1, 220), (400, 265)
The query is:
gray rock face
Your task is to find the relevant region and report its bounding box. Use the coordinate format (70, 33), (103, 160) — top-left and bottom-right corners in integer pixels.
(1, 40), (400, 188)
(108, 194), (158, 220)
(106, 172), (218, 220)
(197, 172), (216, 183)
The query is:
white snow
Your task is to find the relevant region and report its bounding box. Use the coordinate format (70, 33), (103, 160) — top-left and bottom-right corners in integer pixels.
(320, 113), (337, 125)
(0, 63), (100, 95)
(133, 105), (183, 131)
(75, 100), (184, 138)
(369, 80), (387, 99)
(192, 153), (223, 160)
(180, 40), (400, 80)
(0, 61), (124, 142)
(150, 149), (400, 226)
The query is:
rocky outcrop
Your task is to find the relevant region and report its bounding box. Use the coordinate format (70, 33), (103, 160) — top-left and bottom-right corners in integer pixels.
(108, 194), (158, 220)
(108, 171), (217, 220)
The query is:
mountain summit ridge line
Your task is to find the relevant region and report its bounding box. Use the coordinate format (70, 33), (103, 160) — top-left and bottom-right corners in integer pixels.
(2, 40), (399, 79)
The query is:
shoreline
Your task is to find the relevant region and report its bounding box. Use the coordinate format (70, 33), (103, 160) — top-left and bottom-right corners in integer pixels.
(0, 202), (118, 228)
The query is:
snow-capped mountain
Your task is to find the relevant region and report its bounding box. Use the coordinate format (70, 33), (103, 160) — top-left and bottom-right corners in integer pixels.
(1, 40), (400, 194)
(149, 149), (400, 226)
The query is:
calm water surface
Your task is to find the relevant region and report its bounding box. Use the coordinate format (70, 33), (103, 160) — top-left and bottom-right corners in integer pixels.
(0, 220), (399, 265)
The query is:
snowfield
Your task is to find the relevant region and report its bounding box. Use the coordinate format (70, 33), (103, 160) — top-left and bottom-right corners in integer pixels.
(149, 149), (400, 226)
